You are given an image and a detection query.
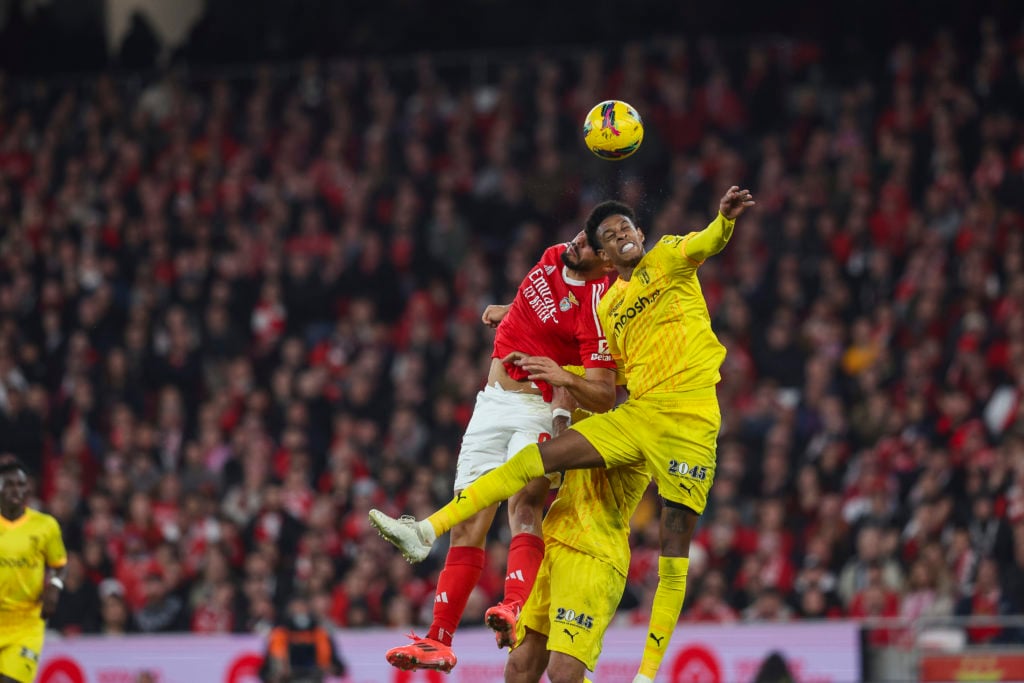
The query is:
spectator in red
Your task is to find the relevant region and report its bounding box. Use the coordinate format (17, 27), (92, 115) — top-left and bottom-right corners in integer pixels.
(956, 557), (1018, 644)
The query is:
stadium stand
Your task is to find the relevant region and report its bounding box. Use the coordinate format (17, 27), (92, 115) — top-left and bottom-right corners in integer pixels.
(1, 14), (1022, 637)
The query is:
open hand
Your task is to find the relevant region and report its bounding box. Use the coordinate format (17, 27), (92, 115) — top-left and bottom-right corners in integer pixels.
(720, 186), (755, 220)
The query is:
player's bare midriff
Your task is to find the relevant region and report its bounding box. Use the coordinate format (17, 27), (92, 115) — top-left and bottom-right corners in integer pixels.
(487, 358), (543, 396)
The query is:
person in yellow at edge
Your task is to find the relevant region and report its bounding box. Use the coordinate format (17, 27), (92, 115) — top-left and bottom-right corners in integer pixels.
(370, 186), (755, 683)
(0, 457), (67, 683)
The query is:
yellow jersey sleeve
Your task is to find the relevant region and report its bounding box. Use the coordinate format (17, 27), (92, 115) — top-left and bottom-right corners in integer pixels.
(44, 515), (67, 569)
(680, 213), (735, 265)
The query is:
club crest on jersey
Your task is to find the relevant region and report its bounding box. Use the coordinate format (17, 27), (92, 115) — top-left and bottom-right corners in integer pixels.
(559, 297), (571, 312)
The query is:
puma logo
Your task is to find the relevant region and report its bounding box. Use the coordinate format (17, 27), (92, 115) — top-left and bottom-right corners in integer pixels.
(679, 483), (693, 494)
(649, 633), (664, 647)
(563, 628), (578, 642)
(455, 492), (467, 503)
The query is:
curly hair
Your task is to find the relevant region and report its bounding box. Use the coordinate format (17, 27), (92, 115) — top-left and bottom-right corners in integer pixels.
(584, 200), (637, 251)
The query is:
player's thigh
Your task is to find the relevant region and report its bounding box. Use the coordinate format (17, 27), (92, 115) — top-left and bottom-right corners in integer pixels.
(455, 388), (549, 490)
(516, 550), (553, 645)
(0, 619), (44, 683)
(648, 397), (722, 512)
(545, 544), (625, 672)
(559, 402), (647, 472)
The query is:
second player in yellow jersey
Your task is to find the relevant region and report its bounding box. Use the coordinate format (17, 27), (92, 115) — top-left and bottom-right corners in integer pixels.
(507, 371), (650, 683)
(0, 459), (68, 683)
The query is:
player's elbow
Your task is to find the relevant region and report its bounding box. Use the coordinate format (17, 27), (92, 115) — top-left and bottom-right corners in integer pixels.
(589, 385), (617, 413)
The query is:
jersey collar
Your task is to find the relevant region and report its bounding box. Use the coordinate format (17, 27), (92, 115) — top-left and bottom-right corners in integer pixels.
(0, 510), (29, 528)
(561, 266), (585, 286)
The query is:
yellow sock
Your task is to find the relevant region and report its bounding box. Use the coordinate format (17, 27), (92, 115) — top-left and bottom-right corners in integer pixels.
(639, 556), (689, 678)
(428, 443), (545, 537)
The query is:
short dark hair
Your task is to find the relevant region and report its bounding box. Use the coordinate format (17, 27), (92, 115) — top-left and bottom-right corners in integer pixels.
(0, 456), (27, 476)
(584, 200), (637, 251)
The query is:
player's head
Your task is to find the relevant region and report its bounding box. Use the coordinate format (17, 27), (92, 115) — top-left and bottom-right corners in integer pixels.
(584, 200), (645, 268)
(0, 456), (29, 512)
(561, 230), (611, 277)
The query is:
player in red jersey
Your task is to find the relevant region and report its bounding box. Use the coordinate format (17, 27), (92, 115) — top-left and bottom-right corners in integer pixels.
(383, 231), (617, 674)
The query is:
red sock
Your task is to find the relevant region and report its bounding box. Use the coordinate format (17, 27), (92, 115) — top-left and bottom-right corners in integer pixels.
(502, 533), (545, 610)
(427, 546), (485, 646)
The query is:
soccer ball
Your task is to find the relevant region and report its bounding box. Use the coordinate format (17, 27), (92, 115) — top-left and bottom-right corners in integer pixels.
(582, 100), (644, 160)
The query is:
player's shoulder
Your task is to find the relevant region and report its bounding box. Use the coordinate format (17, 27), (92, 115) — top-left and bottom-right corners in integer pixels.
(581, 274), (610, 296)
(651, 233), (701, 266)
(654, 234), (692, 254)
(597, 278), (626, 309)
(26, 508), (61, 531)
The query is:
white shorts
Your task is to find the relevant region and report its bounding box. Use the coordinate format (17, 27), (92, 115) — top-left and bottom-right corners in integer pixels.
(453, 384), (553, 491)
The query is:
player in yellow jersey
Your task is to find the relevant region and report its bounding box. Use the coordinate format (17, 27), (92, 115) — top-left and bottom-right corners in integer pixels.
(503, 380), (649, 683)
(0, 458), (67, 683)
(370, 186), (755, 683)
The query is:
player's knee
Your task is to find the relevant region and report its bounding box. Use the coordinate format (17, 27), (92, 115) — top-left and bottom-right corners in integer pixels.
(546, 657), (586, 683)
(504, 650), (544, 682)
(508, 502), (544, 534)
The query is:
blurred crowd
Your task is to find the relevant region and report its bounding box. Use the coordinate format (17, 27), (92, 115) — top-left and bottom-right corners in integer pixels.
(1, 15), (1023, 645)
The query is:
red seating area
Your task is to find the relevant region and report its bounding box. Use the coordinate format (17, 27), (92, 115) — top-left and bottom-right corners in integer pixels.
(1, 18), (1022, 636)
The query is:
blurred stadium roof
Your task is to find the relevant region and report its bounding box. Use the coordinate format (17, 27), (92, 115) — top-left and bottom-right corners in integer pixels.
(0, 0), (1018, 75)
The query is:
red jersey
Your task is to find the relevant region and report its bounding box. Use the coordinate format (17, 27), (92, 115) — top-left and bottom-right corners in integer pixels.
(492, 244), (615, 401)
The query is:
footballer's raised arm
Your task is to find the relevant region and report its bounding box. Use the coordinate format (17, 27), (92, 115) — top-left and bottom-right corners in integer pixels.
(681, 186), (755, 263)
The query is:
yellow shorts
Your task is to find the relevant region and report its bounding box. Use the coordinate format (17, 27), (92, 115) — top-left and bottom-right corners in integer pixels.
(515, 540), (625, 671)
(0, 614), (45, 683)
(570, 389), (720, 512)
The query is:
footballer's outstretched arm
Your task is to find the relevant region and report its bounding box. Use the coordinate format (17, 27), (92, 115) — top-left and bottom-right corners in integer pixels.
(682, 186), (755, 262)
(503, 352), (616, 413)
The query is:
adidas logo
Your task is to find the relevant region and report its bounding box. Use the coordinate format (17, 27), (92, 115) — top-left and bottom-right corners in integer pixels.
(506, 570), (525, 582)
(435, 592), (449, 603)
(544, 265), (556, 275)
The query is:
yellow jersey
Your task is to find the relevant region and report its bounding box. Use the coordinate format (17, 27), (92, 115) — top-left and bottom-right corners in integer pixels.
(544, 463), (650, 577)
(0, 509), (67, 615)
(546, 366), (649, 576)
(598, 213), (734, 398)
